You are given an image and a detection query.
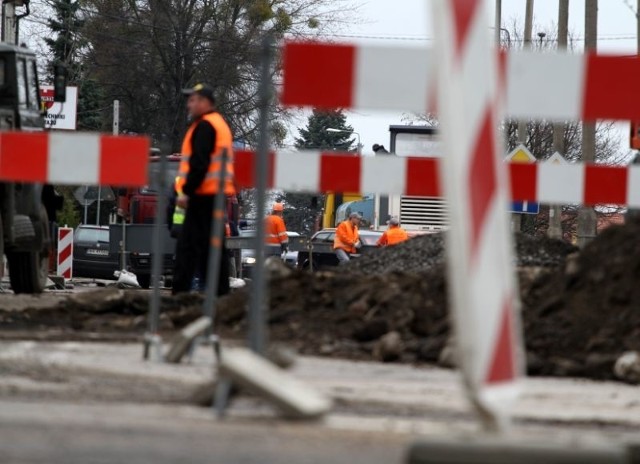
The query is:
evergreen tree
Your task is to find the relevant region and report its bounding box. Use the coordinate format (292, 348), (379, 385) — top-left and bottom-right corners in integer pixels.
(46, 0), (105, 131)
(295, 109), (356, 151)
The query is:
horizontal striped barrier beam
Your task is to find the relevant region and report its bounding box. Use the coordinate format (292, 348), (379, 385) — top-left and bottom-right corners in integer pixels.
(0, 132), (151, 186)
(281, 41), (640, 121)
(235, 150), (640, 206)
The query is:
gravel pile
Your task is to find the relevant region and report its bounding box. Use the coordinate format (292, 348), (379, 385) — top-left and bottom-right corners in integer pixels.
(342, 232), (577, 276)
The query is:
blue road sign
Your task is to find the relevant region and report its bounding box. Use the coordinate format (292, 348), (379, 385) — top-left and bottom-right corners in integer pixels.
(511, 201), (540, 214)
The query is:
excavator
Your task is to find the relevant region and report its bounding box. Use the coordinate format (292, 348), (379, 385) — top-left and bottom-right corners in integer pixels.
(0, 0), (65, 292)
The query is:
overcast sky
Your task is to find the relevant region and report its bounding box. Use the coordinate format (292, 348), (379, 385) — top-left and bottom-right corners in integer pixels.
(294, 0), (638, 156)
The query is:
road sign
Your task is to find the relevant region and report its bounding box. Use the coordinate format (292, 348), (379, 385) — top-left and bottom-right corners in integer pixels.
(73, 186), (115, 206)
(506, 145), (539, 214)
(546, 151), (568, 165)
(40, 86), (78, 130)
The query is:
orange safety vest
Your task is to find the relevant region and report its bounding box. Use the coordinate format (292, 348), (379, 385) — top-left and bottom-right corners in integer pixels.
(333, 220), (359, 253)
(377, 226), (409, 246)
(265, 215), (288, 245)
(176, 112), (235, 196)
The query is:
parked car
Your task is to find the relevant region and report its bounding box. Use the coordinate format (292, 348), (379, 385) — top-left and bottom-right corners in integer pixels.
(296, 228), (382, 270)
(72, 225), (119, 280)
(239, 230), (301, 278)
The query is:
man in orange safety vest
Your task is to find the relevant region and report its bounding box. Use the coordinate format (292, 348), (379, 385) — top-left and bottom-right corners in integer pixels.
(376, 217), (408, 247)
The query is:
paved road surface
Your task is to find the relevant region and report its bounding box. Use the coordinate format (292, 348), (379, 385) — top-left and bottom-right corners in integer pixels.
(0, 400), (406, 464)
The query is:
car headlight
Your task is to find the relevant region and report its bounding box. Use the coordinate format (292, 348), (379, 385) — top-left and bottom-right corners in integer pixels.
(243, 257), (256, 265)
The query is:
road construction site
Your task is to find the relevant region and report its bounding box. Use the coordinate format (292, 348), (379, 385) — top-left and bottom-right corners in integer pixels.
(2, 219), (640, 461)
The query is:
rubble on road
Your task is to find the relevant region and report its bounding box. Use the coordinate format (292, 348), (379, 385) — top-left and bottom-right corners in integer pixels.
(2, 221), (640, 383)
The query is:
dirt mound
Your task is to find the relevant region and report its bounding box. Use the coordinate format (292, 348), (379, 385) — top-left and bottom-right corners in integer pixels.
(342, 233), (577, 276)
(523, 220), (640, 379)
(3, 224), (638, 382)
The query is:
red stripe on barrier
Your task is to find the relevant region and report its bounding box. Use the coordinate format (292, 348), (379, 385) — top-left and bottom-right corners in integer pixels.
(405, 158), (441, 196)
(583, 55), (640, 121)
(234, 150), (275, 190)
(281, 42), (355, 109)
(0, 132), (48, 182)
(486, 296), (516, 384)
(319, 153), (360, 193)
(584, 165), (628, 205)
(58, 243), (72, 265)
(468, 110), (497, 258)
(59, 228), (71, 240)
(451, 0), (480, 58)
(509, 163), (537, 202)
(100, 136), (150, 186)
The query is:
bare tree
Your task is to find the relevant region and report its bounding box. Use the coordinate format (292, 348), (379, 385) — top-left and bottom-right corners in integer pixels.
(77, 0), (357, 150)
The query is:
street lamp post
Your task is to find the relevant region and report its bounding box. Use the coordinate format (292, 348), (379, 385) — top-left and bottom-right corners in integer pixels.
(326, 128), (361, 153)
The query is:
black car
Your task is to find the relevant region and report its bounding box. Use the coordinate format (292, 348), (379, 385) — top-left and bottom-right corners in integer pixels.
(296, 228), (383, 270)
(73, 225), (119, 280)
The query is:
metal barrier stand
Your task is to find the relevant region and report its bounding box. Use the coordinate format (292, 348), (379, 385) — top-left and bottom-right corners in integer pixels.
(143, 150), (168, 361)
(215, 34), (275, 418)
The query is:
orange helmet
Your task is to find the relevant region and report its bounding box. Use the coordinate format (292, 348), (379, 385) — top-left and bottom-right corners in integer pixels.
(273, 202), (284, 212)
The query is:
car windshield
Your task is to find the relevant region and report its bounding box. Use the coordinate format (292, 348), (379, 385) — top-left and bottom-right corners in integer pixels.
(75, 227), (109, 244)
(360, 233), (382, 245)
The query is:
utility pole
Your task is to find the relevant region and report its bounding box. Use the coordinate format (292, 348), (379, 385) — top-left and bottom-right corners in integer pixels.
(548, 0), (569, 240)
(577, 0), (598, 248)
(517, 0), (534, 146)
(513, 0), (534, 233)
(2, 2), (17, 45)
(495, 0), (502, 45)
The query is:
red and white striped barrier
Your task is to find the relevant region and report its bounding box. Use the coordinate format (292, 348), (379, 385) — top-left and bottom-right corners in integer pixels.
(282, 42), (640, 121)
(57, 227), (73, 280)
(432, 0), (520, 427)
(0, 132), (150, 186)
(234, 150), (640, 207)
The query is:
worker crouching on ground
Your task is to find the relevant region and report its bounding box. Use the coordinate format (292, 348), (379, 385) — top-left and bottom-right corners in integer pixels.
(376, 217), (408, 247)
(265, 202), (289, 256)
(334, 212), (362, 264)
(172, 83), (235, 296)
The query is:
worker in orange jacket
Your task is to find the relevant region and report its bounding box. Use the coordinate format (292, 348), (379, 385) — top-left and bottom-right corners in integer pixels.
(333, 212), (361, 264)
(265, 202), (289, 256)
(377, 217), (409, 247)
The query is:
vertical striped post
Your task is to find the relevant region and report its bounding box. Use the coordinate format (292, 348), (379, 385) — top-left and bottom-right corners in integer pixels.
(57, 227), (74, 280)
(431, 0), (523, 430)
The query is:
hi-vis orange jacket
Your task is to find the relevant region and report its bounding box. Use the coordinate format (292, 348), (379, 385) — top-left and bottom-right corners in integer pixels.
(377, 226), (409, 246)
(175, 112), (235, 196)
(333, 220), (359, 254)
(265, 215), (288, 245)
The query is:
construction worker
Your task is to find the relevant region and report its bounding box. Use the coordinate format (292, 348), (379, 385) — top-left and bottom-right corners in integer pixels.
(172, 83), (235, 296)
(377, 217), (409, 247)
(265, 202), (288, 256)
(334, 212), (361, 264)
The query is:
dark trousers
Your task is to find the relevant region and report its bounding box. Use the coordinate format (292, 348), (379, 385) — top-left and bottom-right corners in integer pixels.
(172, 195), (229, 296)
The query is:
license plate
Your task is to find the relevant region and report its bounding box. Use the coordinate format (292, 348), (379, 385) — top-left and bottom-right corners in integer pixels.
(87, 249), (109, 256)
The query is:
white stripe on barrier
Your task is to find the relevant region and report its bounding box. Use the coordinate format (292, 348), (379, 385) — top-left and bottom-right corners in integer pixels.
(274, 150), (321, 193)
(628, 165), (640, 207)
(355, 46), (431, 112)
(506, 52), (586, 120)
(49, 133), (100, 184)
(538, 163), (584, 204)
(360, 156), (407, 194)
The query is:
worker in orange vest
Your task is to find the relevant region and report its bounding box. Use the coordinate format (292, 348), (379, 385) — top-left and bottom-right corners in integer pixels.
(333, 212), (361, 264)
(172, 83), (235, 295)
(265, 202), (289, 256)
(377, 217), (409, 247)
